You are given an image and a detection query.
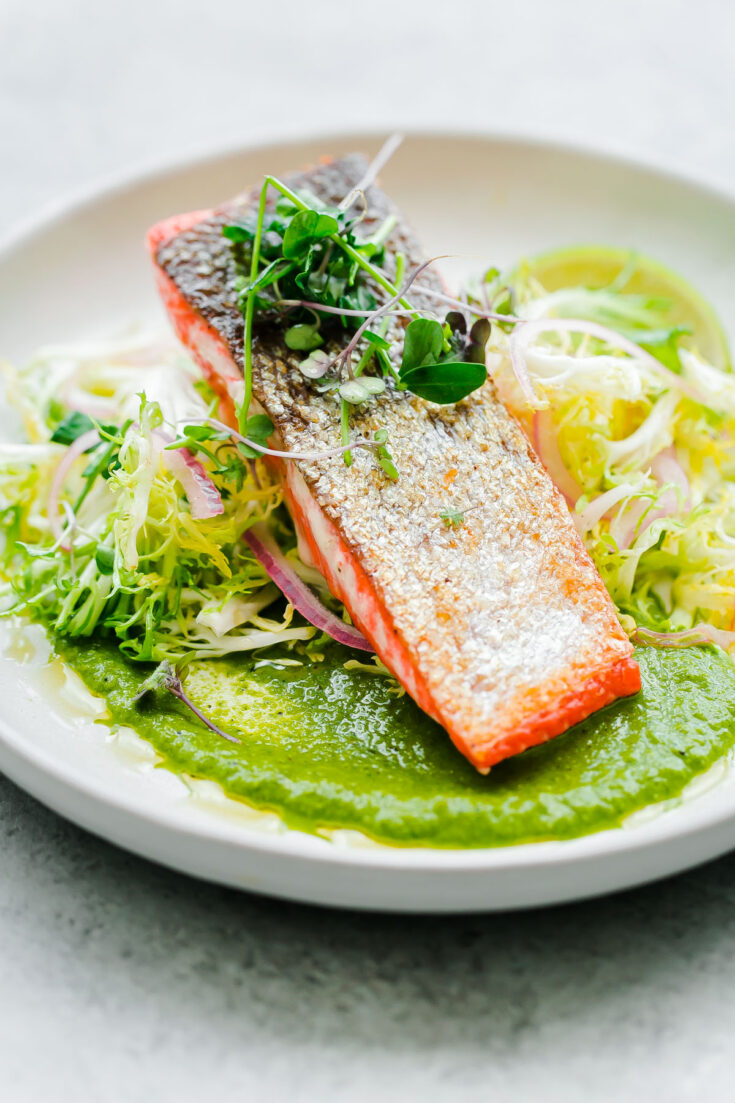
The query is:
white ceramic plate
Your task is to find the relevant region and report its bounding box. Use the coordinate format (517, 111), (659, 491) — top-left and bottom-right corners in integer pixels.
(2, 132), (735, 913)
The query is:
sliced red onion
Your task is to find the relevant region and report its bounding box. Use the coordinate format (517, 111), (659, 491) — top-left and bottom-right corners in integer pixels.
(610, 498), (649, 551)
(243, 523), (374, 652)
(155, 430), (223, 520)
(531, 410), (582, 506)
(651, 447), (691, 511)
(634, 624), (735, 651)
(576, 482), (640, 535)
(509, 317), (705, 409)
(509, 330), (545, 409)
(613, 447), (691, 550)
(60, 384), (116, 421)
(47, 428), (100, 549)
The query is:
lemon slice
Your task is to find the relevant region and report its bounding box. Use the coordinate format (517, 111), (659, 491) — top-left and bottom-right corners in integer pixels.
(517, 245), (731, 370)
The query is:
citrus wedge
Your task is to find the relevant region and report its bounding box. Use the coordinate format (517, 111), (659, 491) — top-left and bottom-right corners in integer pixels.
(518, 245), (730, 370)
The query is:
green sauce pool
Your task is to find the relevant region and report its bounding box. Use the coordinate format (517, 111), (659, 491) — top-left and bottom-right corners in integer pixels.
(54, 638), (735, 848)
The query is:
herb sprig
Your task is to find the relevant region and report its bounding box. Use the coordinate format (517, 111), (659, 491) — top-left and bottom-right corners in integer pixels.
(134, 660), (240, 744)
(222, 139), (497, 479)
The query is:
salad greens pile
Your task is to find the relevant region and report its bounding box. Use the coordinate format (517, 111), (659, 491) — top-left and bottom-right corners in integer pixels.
(0, 237), (734, 671)
(0, 338), (324, 662)
(486, 253), (735, 643)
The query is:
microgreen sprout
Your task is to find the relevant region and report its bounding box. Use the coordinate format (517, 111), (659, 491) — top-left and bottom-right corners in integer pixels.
(338, 133), (404, 213)
(199, 416), (396, 468)
(222, 136), (499, 479)
(439, 502), (483, 529)
(440, 508), (466, 529)
(298, 349), (332, 379)
(133, 660), (240, 744)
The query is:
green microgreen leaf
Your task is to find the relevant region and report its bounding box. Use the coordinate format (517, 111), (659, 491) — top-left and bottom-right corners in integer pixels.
(180, 424), (231, 443)
(245, 256), (294, 294)
(375, 434), (399, 481)
(338, 377), (387, 404)
(299, 350), (332, 379)
(399, 361), (487, 405)
(398, 314), (487, 404)
(222, 222), (255, 243)
(468, 318), (492, 362)
(244, 414), (275, 443)
(401, 318), (445, 372)
(339, 380), (370, 404)
(95, 546), (115, 574)
(236, 413), (275, 458)
(282, 210), (340, 259)
(359, 377), (386, 396)
(445, 311), (467, 336)
(285, 323), (323, 351)
(439, 508), (465, 529)
(50, 412), (98, 446)
(363, 330), (391, 350)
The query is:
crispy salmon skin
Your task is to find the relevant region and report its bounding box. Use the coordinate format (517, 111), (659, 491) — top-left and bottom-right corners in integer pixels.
(148, 154), (640, 771)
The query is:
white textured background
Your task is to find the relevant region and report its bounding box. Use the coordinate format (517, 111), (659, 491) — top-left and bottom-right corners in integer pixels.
(2, 1), (735, 1099)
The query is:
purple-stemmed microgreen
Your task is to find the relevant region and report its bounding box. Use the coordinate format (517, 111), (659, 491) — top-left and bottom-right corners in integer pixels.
(134, 661), (241, 744)
(338, 133), (404, 213)
(200, 416), (395, 469)
(223, 135), (499, 480)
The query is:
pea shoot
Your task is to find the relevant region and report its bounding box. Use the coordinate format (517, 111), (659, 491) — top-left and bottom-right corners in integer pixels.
(223, 137), (498, 480)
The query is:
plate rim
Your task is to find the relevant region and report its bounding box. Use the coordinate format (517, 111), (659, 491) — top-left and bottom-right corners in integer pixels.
(2, 127), (735, 899)
(4, 123), (735, 260)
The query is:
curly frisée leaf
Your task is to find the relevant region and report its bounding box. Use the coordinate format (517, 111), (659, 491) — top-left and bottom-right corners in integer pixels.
(495, 249), (735, 655)
(0, 338), (322, 664)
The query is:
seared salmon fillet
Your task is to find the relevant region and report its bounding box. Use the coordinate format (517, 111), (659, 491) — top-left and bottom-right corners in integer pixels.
(147, 154), (640, 771)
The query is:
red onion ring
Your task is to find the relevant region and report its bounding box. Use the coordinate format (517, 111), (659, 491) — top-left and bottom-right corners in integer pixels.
(47, 428), (100, 549)
(509, 329), (544, 409)
(576, 483), (639, 535)
(243, 523), (374, 652)
(651, 447), (691, 511)
(156, 430), (223, 520)
(613, 447), (691, 550)
(611, 499), (649, 551)
(509, 317), (705, 409)
(60, 384), (115, 421)
(531, 410), (582, 506)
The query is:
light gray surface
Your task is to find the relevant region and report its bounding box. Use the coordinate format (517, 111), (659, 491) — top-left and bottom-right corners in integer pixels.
(2, 0), (735, 1098)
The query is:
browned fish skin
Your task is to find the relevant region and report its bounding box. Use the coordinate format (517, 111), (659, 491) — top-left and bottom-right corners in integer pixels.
(155, 155), (426, 370)
(150, 155), (640, 771)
